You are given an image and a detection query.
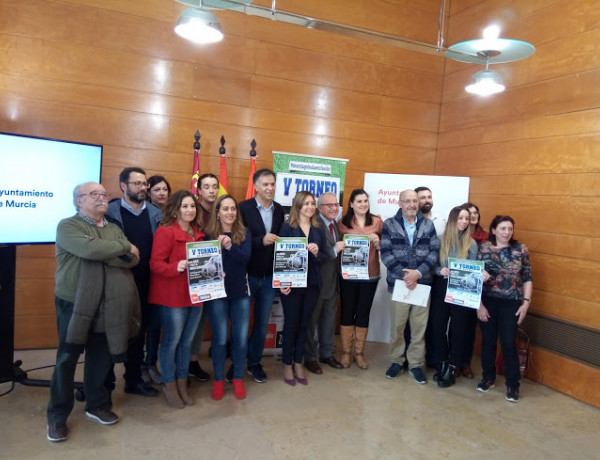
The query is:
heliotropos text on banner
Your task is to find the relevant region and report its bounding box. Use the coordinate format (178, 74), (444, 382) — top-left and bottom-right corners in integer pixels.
(186, 240), (226, 303)
(444, 258), (484, 309)
(273, 152), (348, 208)
(272, 237), (308, 288)
(340, 234), (370, 280)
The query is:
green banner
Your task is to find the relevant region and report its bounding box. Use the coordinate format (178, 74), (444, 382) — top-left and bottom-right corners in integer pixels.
(272, 151), (348, 207)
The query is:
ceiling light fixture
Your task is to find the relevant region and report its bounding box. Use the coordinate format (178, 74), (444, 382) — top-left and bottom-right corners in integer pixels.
(174, 5), (224, 44)
(465, 63), (505, 97)
(446, 25), (535, 96)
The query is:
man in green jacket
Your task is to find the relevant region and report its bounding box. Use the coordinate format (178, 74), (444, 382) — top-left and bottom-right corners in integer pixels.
(47, 182), (139, 442)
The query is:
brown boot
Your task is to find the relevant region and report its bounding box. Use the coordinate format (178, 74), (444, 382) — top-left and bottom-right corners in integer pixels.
(163, 382), (184, 409)
(177, 379), (195, 406)
(339, 326), (354, 368)
(354, 327), (369, 369)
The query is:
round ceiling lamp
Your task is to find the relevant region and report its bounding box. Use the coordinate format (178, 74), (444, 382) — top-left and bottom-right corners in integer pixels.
(446, 25), (535, 96)
(174, 8), (224, 44)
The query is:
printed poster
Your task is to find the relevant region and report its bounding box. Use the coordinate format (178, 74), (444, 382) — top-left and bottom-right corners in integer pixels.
(186, 240), (226, 303)
(272, 237), (308, 288)
(445, 258), (484, 309)
(340, 234), (370, 280)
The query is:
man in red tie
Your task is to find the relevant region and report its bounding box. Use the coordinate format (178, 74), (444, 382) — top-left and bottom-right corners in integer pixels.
(303, 192), (346, 374)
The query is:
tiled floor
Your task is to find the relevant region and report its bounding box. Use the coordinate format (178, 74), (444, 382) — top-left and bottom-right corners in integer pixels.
(2, 343), (600, 460)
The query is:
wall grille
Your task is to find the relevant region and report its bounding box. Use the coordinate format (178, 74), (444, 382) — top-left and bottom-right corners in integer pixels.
(521, 312), (600, 369)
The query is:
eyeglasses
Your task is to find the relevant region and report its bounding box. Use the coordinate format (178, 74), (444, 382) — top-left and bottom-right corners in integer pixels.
(127, 181), (148, 188)
(321, 203), (340, 208)
(400, 199), (418, 204)
(79, 191), (110, 200)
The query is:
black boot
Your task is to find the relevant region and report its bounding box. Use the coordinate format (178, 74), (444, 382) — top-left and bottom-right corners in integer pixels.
(433, 362), (444, 383)
(437, 362), (456, 388)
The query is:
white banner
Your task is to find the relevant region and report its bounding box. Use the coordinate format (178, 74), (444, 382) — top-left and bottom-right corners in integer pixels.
(275, 173), (340, 207)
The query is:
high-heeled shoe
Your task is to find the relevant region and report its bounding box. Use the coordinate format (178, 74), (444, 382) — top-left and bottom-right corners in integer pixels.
(283, 365), (296, 386)
(293, 364), (308, 385)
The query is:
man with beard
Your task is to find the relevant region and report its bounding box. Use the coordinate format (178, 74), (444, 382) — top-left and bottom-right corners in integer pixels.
(106, 167), (162, 397)
(414, 186), (446, 237)
(414, 186), (446, 369)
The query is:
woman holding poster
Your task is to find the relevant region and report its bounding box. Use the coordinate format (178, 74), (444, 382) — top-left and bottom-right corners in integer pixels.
(203, 195), (251, 400)
(336, 189), (383, 369)
(148, 190), (204, 409)
(430, 205), (478, 388)
(279, 191), (329, 386)
(476, 215), (532, 403)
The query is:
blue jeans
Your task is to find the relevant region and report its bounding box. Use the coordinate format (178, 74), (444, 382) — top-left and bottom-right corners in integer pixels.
(159, 305), (202, 383)
(247, 276), (276, 368)
(206, 296), (251, 381)
(281, 286), (320, 365)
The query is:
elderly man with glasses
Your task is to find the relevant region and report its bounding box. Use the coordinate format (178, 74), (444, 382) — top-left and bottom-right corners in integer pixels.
(47, 182), (140, 442)
(303, 192), (346, 374)
(380, 189), (439, 385)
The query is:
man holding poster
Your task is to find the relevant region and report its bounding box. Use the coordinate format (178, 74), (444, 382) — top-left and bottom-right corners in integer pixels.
(304, 192), (346, 374)
(380, 190), (439, 385)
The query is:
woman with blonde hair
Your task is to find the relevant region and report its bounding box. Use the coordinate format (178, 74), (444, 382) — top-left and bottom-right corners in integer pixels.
(203, 195), (251, 400)
(279, 191), (330, 386)
(430, 205), (478, 387)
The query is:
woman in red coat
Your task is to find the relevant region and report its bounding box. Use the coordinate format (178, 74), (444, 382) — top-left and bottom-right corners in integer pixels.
(149, 190), (204, 409)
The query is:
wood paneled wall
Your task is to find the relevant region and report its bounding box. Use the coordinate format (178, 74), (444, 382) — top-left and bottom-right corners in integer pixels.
(439, 0), (600, 408)
(0, 0), (442, 348)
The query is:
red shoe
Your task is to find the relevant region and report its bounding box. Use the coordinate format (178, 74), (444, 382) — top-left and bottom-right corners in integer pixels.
(212, 381), (224, 400)
(233, 379), (246, 400)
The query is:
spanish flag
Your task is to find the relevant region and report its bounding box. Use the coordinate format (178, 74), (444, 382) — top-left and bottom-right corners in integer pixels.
(217, 135), (228, 197)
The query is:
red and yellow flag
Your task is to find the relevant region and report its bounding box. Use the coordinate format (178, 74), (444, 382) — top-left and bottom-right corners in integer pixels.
(218, 152), (228, 197)
(217, 135), (228, 197)
(245, 139), (257, 199)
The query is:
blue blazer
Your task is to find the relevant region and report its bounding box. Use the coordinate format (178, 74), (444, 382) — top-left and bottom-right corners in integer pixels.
(238, 198), (285, 278)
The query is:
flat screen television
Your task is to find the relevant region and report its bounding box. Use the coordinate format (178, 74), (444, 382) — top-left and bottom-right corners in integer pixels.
(0, 132), (103, 244)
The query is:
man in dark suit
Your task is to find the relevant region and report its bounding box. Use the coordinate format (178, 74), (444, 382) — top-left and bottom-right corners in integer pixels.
(238, 168), (285, 383)
(303, 192), (346, 374)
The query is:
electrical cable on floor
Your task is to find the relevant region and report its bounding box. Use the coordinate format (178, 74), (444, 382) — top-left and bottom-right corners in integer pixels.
(0, 360), (85, 398)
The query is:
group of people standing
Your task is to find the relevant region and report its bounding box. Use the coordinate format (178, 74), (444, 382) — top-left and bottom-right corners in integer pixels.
(381, 188), (532, 405)
(46, 167), (532, 444)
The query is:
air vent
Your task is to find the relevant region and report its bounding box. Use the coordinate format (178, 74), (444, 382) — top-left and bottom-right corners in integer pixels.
(521, 312), (600, 368)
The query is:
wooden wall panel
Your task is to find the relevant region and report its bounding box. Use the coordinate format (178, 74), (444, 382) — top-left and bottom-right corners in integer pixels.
(441, 0), (600, 408)
(524, 346), (600, 409)
(466, 194), (600, 238)
(252, 0), (440, 43)
(530, 291), (600, 331)
(3, 0), (442, 350)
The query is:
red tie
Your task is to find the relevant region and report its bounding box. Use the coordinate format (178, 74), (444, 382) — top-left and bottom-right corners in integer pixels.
(329, 222), (335, 238)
